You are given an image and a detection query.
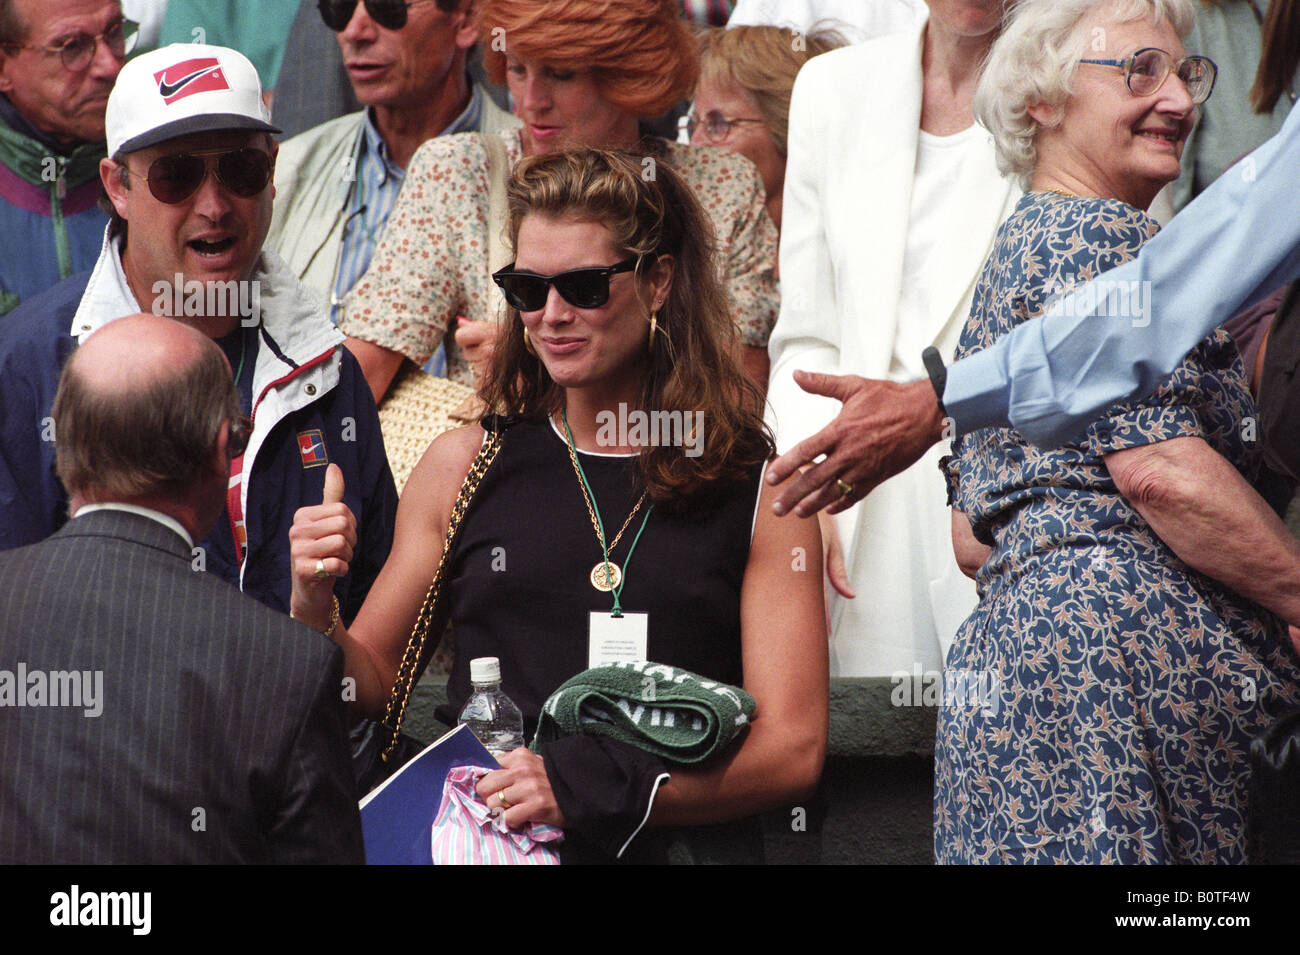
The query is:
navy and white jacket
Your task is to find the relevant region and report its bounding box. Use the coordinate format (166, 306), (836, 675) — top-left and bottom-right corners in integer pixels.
(0, 234), (397, 620)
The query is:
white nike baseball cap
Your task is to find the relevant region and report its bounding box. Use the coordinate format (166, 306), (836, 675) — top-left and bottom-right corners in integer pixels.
(105, 44), (280, 157)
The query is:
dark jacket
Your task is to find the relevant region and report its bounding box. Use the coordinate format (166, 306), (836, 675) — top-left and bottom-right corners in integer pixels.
(0, 509), (365, 863)
(0, 250), (397, 620)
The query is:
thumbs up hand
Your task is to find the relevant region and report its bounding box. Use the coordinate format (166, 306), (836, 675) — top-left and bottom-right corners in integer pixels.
(289, 462), (358, 631)
(322, 460), (345, 505)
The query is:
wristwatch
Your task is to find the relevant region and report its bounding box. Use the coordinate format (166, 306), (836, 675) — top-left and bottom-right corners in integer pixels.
(921, 346), (947, 416)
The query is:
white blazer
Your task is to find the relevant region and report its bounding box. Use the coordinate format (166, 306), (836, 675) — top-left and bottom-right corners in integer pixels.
(767, 17), (1021, 677)
(727, 0), (926, 43)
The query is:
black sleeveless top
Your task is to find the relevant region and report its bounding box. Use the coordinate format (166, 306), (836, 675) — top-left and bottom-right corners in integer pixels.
(440, 416), (763, 733)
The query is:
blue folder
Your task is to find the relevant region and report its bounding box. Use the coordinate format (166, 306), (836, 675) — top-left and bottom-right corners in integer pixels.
(359, 724), (499, 865)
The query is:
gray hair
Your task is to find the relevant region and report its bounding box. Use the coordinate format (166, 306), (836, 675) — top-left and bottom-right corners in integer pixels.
(974, 0), (1197, 187)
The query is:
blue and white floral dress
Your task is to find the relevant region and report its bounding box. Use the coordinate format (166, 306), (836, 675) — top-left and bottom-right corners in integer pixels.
(936, 191), (1300, 864)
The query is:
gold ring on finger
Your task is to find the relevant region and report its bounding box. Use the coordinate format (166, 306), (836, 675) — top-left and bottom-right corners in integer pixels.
(314, 559), (328, 580)
(498, 790), (512, 811)
(835, 479), (853, 498)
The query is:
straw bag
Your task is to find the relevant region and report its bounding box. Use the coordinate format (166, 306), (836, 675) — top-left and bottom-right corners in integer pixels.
(373, 131), (514, 495)
(376, 364), (476, 494)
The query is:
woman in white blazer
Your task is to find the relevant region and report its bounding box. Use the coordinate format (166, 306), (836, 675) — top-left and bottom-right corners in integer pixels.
(766, 1), (1021, 678)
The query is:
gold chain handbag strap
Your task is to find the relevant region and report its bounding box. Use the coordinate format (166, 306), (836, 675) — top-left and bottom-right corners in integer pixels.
(379, 426), (504, 761)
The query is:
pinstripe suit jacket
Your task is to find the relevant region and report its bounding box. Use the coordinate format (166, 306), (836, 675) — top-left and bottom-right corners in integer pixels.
(0, 510), (364, 863)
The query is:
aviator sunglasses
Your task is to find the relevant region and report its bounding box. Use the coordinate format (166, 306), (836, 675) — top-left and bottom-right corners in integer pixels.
(492, 257), (641, 311)
(124, 148), (273, 204)
(317, 0), (438, 30)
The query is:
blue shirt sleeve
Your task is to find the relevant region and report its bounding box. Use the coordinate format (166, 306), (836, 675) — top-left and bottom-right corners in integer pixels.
(944, 100), (1300, 447)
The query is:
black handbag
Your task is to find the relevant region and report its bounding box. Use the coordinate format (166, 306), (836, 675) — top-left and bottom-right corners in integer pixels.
(350, 717), (427, 795)
(373, 424), (505, 763)
(348, 421), (505, 793)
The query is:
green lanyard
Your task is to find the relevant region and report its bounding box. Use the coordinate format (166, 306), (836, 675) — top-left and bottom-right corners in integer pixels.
(562, 411), (653, 616)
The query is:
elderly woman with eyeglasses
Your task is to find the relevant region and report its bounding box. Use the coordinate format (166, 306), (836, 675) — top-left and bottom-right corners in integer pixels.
(689, 26), (845, 236)
(937, 0), (1300, 865)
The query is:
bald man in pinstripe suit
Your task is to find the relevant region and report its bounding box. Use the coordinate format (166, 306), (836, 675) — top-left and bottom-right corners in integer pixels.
(0, 314), (363, 863)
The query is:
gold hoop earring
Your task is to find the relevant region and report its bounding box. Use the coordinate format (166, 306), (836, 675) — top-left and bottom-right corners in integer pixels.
(523, 327), (537, 356)
(647, 311), (658, 349)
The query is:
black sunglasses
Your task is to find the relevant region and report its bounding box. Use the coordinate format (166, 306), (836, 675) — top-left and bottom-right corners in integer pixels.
(317, 0), (437, 31)
(492, 257), (640, 311)
(126, 148), (273, 205)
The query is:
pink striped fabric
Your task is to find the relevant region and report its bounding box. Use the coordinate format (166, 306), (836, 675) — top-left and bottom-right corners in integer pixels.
(430, 766), (563, 865)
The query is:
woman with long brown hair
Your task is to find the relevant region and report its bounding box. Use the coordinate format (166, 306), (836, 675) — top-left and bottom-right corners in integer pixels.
(288, 147), (827, 863)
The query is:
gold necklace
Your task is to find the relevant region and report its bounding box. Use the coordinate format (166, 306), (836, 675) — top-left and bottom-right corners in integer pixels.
(560, 413), (648, 592)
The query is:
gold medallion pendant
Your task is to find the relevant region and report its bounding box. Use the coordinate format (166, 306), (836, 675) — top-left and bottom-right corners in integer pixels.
(561, 409), (647, 596)
(590, 561), (623, 592)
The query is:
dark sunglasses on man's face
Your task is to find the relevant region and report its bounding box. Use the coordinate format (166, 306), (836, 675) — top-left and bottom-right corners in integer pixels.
(127, 148), (273, 205)
(317, 0), (437, 31)
(492, 257), (640, 311)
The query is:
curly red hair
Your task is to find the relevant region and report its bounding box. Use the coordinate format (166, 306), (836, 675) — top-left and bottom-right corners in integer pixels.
(481, 0), (698, 117)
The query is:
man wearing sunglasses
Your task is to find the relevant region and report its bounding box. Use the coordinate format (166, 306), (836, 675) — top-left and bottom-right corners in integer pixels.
(268, 0), (517, 335)
(0, 44), (398, 629)
(0, 0), (133, 314)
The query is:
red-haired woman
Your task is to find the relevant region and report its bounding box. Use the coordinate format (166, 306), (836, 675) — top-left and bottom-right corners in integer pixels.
(339, 0), (779, 398)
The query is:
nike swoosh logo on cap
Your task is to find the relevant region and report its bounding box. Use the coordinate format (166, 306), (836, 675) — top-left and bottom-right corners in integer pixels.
(158, 65), (221, 99)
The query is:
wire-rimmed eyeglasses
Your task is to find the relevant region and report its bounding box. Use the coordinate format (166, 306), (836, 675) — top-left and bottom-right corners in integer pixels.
(0, 17), (138, 72)
(1078, 47), (1218, 105)
(679, 107), (766, 144)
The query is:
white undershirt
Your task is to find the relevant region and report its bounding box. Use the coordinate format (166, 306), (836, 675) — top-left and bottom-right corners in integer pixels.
(890, 122), (986, 380)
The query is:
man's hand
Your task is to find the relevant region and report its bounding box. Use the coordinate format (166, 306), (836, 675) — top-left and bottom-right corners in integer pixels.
(767, 372), (947, 517)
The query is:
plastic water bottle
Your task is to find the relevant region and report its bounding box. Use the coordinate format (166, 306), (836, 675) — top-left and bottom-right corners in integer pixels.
(457, 657), (525, 756)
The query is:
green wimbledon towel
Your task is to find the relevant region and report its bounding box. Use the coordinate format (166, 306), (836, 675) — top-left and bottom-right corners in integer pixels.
(534, 662), (755, 764)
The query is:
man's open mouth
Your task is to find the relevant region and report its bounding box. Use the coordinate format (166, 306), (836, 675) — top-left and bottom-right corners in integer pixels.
(189, 237), (236, 255)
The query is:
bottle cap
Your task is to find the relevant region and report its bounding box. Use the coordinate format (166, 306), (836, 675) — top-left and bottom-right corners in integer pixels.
(469, 657), (501, 684)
